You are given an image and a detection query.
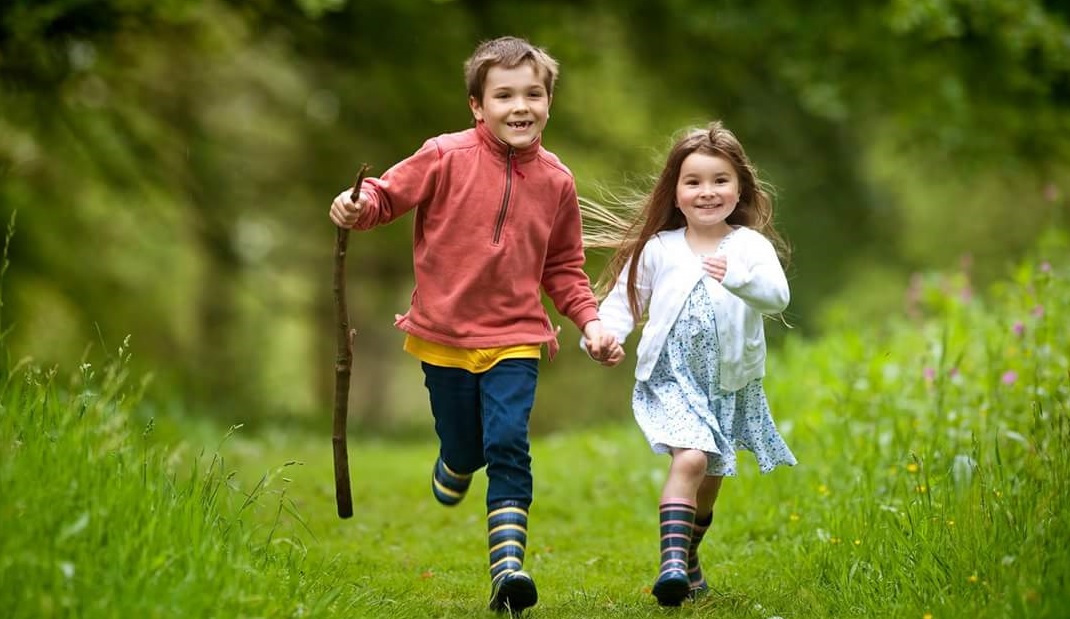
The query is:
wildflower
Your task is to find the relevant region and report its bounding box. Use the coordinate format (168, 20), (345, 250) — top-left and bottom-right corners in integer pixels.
(916, 484), (928, 494)
(1039, 261), (1051, 273)
(853, 539), (861, 546)
(1012, 321), (1025, 337)
(906, 462), (920, 474)
(789, 513), (800, 522)
(947, 520), (955, 526)
(967, 574), (979, 584)
(818, 484), (830, 496)
(1001, 371), (1018, 386)
(924, 613), (933, 619)
(924, 367), (936, 383)
(1032, 305), (1044, 318)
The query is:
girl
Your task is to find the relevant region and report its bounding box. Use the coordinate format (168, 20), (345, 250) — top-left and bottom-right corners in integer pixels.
(583, 121), (797, 606)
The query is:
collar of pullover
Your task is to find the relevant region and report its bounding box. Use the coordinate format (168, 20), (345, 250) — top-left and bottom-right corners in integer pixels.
(475, 121), (541, 164)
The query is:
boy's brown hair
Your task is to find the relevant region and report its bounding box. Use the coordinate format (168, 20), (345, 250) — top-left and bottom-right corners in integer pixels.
(464, 36), (560, 102)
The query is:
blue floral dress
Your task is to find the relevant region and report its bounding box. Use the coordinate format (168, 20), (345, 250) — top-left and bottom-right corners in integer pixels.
(632, 281), (797, 476)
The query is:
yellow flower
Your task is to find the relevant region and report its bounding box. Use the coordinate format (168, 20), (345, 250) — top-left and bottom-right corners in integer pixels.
(916, 484), (928, 494)
(968, 574), (979, 583)
(906, 462), (920, 474)
(947, 520), (955, 526)
(818, 484), (830, 496)
(789, 513), (800, 522)
(853, 539), (861, 546)
(923, 614), (933, 619)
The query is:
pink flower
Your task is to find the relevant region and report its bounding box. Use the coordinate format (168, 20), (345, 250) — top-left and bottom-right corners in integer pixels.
(1001, 371), (1018, 385)
(924, 367), (936, 383)
(1040, 262), (1051, 273)
(1013, 321), (1025, 337)
(1032, 305), (1045, 318)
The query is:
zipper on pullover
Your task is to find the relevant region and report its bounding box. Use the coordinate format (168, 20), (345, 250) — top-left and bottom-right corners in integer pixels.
(493, 148), (519, 245)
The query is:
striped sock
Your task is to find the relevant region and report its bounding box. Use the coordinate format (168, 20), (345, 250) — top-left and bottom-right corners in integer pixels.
(431, 457), (473, 506)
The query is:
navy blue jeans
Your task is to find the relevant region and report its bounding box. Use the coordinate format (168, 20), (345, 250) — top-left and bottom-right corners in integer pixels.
(421, 359), (539, 509)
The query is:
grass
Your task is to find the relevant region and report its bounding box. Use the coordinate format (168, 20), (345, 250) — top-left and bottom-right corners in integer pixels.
(1, 231), (1068, 617)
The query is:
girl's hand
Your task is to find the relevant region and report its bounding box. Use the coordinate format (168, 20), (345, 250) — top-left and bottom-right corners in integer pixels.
(583, 320), (624, 366)
(329, 190), (367, 228)
(702, 255), (728, 282)
(599, 340), (625, 367)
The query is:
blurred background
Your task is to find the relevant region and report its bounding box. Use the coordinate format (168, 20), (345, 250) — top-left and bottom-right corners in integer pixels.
(2, 0), (1067, 435)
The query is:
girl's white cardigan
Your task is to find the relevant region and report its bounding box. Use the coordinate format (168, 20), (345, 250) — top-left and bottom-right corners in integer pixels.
(596, 226), (789, 392)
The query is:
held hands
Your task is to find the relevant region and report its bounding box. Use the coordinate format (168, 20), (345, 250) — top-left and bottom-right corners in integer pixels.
(583, 320), (625, 367)
(702, 254), (728, 282)
(329, 190), (367, 228)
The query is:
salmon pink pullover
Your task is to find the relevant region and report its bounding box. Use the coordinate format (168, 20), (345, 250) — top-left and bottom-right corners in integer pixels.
(352, 121), (600, 357)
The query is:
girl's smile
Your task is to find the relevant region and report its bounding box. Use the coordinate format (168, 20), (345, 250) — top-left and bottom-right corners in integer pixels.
(676, 152), (740, 234)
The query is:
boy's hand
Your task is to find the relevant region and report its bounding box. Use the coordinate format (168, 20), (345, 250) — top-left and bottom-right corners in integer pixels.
(583, 320), (624, 367)
(702, 255), (728, 282)
(330, 190), (367, 228)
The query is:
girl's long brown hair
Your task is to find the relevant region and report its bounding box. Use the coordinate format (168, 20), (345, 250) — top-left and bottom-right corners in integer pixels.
(582, 121), (790, 321)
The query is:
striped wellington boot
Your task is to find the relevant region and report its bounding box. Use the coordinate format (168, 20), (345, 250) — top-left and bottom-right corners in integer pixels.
(431, 457), (473, 506)
(687, 512), (712, 597)
(651, 499), (695, 607)
(487, 500), (538, 614)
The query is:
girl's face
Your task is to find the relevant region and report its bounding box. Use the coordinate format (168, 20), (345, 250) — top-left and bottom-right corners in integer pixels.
(675, 152), (740, 233)
(469, 63), (551, 149)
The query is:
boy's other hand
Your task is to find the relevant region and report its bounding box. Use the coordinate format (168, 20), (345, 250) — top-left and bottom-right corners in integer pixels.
(330, 190), (366, 228)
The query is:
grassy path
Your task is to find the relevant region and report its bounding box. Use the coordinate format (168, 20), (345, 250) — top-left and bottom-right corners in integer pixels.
(223, 422), (806, 618)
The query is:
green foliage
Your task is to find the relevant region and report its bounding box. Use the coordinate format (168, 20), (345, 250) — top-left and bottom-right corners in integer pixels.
(1, 0), (1068, 428)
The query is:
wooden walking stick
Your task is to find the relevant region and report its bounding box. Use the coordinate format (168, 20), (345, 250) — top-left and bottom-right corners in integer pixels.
(332, 163), (369, 519)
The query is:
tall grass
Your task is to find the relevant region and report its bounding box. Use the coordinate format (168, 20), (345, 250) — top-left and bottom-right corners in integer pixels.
(761, 234), (1070, 618)
(2, 212), (1066, 618)
(0, 213), (350, 618)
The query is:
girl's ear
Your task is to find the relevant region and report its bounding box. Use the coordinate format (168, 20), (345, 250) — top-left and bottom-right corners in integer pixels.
(468, 95), (484, 122)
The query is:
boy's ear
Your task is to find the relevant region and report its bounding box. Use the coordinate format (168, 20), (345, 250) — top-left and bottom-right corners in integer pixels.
(468, 95), (484, 122)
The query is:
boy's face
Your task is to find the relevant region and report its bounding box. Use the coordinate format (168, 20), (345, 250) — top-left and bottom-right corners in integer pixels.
(469, 63), (551, 149)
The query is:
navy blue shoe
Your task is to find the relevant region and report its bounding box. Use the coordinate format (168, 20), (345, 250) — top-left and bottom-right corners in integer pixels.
(431, 457), (472, 506)
(489, 570), (538, 614)
(652, 570), (690, 607)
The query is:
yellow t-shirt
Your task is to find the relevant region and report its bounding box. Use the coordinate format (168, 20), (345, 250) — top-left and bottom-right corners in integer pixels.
(404, 334), (541, 373)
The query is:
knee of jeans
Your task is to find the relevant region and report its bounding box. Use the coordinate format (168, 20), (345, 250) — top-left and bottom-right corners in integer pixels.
(484, 427), (530, 460)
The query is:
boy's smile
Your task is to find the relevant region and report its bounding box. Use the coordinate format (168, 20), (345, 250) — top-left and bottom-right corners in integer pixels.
(470, 63), (551, 149)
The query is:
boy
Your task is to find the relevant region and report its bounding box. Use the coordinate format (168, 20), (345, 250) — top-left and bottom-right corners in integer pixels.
(329, 36), (622, 613)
